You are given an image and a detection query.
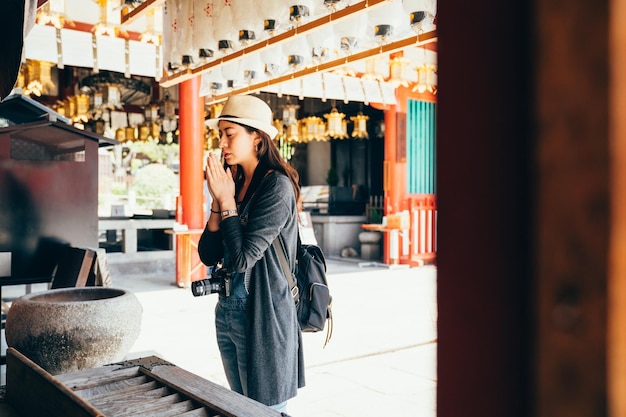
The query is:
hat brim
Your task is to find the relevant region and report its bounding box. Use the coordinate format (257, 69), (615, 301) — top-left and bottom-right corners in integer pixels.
(205, 116), (278, 139)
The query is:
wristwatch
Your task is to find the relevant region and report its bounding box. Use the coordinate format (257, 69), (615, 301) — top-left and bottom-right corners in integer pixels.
(221, 209), (238, 218)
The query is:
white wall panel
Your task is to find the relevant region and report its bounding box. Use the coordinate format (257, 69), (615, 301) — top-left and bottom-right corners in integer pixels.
(24, 25), (58, 63)
(25, 26), (160, 78)
(128, 41), (160, 78)
(95, 36), (125, 73)
(61, 30), (94, 68)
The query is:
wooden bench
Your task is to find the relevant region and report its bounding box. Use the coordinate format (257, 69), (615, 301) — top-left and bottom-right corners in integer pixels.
(5, 348), (281, 417)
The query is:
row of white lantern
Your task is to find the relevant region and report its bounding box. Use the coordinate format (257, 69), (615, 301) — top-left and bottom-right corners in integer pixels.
(163, 0), (436, 74)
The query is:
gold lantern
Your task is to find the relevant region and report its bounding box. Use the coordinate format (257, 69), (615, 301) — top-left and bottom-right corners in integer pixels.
(413, 63), (437, 94)
(273, 119), (285, 138)
(125, 126), (137, 142)
(351, 112), (370, 139)
(302, 116), (324, 142)
(389, 56), (412, 88)
(324, 108), (348, 140)
(286, 121), (300, 143)
(73, 94), (91, 123)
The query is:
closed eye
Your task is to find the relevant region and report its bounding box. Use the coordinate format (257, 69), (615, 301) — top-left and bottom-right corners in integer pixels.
(221, 128), (236, 139)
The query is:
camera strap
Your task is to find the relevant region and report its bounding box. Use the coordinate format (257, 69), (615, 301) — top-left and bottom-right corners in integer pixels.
(274, 236), (299, 302)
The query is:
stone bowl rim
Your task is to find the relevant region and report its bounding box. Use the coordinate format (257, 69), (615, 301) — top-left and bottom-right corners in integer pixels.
(14, 287), (130, 305)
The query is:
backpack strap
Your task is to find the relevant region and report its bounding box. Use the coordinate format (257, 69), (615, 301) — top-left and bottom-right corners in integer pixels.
(274, 237), (300, 302)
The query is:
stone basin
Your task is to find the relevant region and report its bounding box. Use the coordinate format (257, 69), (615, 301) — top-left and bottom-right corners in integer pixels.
(5, 287), (142, 375)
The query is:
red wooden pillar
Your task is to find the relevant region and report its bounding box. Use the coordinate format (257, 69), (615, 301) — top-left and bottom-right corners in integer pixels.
(382, 85), (411, 265)
(176, 77), (205, 287)
(382, 106), (396, 265)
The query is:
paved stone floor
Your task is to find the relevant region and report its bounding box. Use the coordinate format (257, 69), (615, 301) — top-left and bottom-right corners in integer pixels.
(119, 259), (438, 417)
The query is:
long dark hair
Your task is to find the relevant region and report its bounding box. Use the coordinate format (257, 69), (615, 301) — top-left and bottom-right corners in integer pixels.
(229, 122), (300, 203)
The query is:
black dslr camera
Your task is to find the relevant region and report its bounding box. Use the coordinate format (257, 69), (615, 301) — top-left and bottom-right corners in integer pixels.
(191, 267), (232, 297)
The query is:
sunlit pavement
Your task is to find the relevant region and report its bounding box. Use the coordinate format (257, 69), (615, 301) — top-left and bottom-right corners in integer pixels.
(120, 259), (438, 417)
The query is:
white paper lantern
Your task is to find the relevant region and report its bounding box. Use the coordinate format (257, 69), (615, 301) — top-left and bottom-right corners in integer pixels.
(261, 44), (287, 77)
(162, 0), (182, 70)
(233, 1), (263, 46)
(178, 0), (194, 59)
(222, 61), (245, 90)
(263, 0), (289, 36)
(193, 0), (216, 61)
(286, 0), (315, 27)
(308, 27), (338, 65)
(402, 0), (437, 16)
(366, 1), (411, 45)
(240, 53), (265, 84)
(200, 69), (225, 97)
(283, 36), (311, 70)
(402, 0), (436, 32)
(320, 0), (349, 13)
(214, 0), (237, 54)
(334, 12), (367, 54)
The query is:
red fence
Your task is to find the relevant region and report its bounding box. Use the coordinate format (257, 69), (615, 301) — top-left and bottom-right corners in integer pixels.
(386, 194), (437, 266)
(408, 194), (437, 264)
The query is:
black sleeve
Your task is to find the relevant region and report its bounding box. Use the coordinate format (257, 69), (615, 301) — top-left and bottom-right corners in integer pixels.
(197, 225), (224, 266)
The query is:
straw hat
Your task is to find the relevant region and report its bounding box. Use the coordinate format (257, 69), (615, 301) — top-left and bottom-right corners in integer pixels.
(205, 95), (278, 139)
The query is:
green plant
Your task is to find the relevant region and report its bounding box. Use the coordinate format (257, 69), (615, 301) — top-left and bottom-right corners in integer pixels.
(369, 207), (383, 224)
(127, 141), (179, 171)
(111, 181), (128, 196)
(325, 167), (339, 186)
(130, 163), (179, 210)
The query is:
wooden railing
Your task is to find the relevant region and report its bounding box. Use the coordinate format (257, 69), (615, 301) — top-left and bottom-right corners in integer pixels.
(378, 194), (437, 266)
(406, 194), (437, 264)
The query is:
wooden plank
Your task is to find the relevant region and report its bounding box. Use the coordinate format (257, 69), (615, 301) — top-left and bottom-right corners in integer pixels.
(91, 391), (181, 416)
(177, 409), (214, 417)
(93, 248), (111, 287)
(123, 399), (202, 417)
(50, 247), (95, 289)
(90, 386), (170, 405)
(144, 363), (283, 417)
(149, 403), (208, 417)
(73, 375), (152, 399)
(70, 356), (280, 416)
(104, 396), (202, 417)
(5, 348), (105, 417)
(119, 0), (164, 25)
(56, 364), (141, 390)
(79, 379), (159, 401)
(9, 352), (282, 417)
(74, 249), (95, 287)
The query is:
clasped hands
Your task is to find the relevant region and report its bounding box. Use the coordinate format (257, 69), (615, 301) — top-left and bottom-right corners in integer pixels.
(205, 152), (235, 211)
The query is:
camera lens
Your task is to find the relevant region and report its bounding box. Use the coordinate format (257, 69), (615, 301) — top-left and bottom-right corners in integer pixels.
(191, 279), (211, 297)
(190, 268), (229, 297)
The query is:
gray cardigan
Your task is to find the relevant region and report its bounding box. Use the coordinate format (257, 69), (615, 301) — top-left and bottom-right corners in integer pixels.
(198, 171), (305, 405)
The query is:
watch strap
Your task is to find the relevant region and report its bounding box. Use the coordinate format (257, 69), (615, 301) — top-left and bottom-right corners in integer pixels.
(221, 209), (238, 218)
